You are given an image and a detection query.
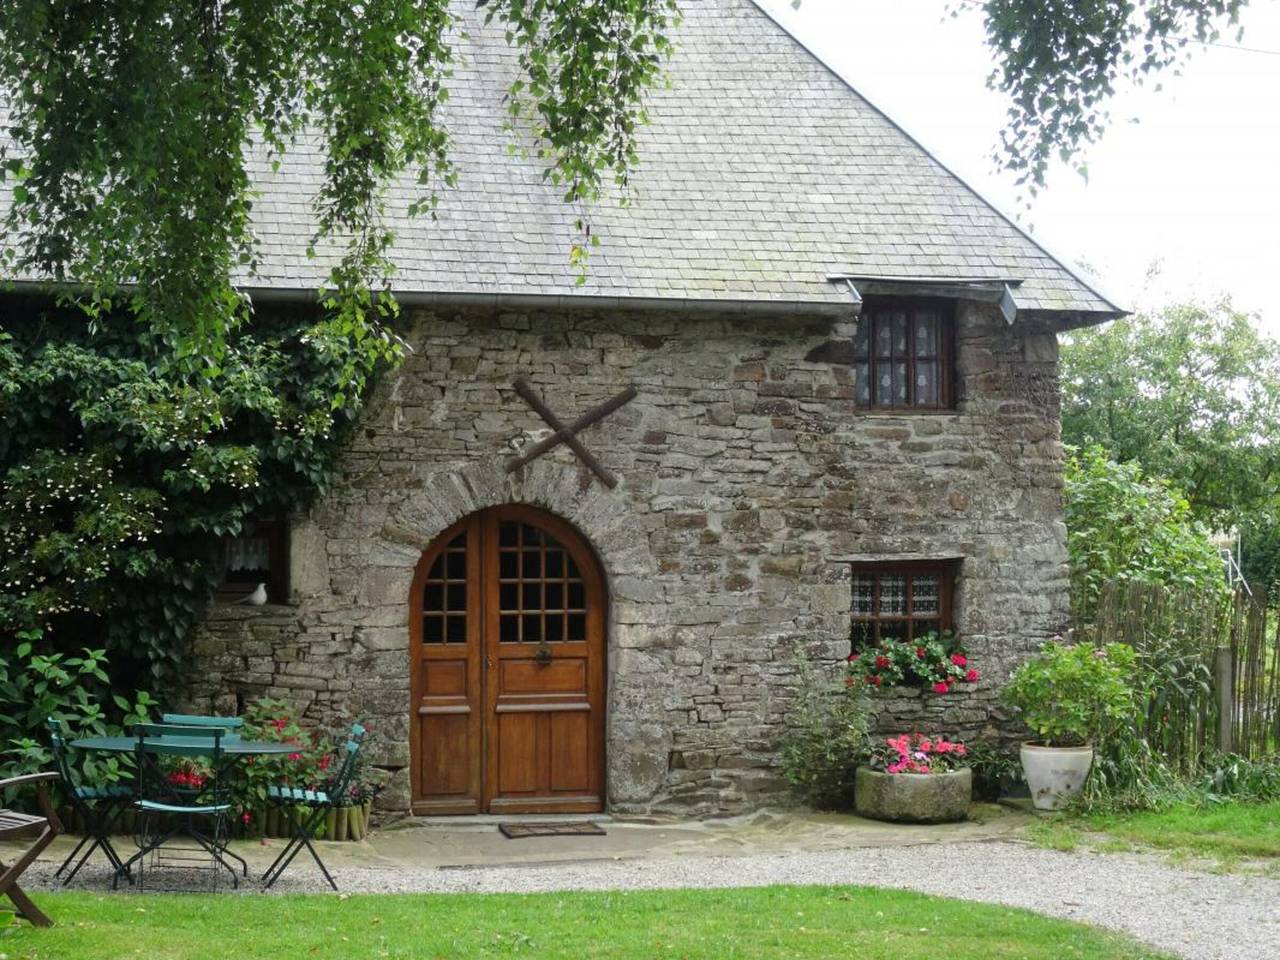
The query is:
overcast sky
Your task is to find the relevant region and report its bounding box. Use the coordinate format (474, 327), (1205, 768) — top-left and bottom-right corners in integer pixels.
(756, 0), (1280, 333)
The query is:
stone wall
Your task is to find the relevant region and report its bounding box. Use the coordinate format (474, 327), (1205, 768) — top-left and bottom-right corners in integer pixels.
(184, 300), (1070, 815)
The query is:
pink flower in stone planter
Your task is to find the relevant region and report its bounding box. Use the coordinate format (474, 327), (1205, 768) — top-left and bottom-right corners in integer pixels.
(870, 733), (968, 775)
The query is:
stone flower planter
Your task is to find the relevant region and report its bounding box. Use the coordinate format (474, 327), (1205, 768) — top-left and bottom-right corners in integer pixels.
(854, 766), (972, 823)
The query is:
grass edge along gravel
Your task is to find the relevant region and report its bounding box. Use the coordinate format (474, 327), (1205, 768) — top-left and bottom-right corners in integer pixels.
(1, 885), (1173, 960)
(1025, 799), (1280, 871)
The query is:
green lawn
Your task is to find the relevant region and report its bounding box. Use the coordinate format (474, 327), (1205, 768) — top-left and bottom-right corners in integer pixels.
(1027, 800), (1280, 866)
(0, 887), (1170, 960)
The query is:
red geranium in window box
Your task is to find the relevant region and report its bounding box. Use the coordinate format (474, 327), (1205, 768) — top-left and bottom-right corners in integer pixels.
(847, 630), (979, 694)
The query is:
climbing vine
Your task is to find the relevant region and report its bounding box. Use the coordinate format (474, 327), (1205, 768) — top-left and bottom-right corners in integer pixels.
(0, 304), (374, 685)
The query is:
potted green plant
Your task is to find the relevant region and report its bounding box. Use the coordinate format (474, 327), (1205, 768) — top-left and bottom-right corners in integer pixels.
(1002, 640), (1137, 810)
(854, 733), (972, 823)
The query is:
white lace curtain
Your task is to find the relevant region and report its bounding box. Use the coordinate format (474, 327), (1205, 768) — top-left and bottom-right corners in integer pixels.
(225, 535), (270, 572)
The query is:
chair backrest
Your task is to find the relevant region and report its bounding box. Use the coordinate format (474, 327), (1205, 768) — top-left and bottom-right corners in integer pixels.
(132, 722), (227, 756)
(326, 722), (366, 805)
(45, 716), (77, 788)
(162, 713), (243, 742)
(162, 713), (244, 729)
(133, 722), (229, 804)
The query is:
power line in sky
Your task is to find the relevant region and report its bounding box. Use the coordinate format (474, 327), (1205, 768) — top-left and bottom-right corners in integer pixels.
(1198, 39), (1280, 56)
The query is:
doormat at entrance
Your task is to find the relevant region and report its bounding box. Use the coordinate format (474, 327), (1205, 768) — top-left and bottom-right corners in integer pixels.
(499, 821), (607, 839)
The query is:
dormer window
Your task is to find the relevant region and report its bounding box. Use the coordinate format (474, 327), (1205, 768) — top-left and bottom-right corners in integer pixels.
(852, 299), (955, 410)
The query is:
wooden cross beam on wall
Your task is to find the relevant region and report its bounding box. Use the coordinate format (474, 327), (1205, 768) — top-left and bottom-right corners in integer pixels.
(505, 378), (637, 489)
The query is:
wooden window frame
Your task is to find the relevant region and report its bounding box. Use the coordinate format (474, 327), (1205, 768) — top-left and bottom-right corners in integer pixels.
(852, 297), (956, 411)
(420, 532), (470, 645)
(848, 559), (957, 651)
(217, 516), (289, 604)
(495, 519), (589, 646)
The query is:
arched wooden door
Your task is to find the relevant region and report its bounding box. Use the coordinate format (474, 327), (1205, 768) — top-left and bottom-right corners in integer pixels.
(409, 505), (606, 815)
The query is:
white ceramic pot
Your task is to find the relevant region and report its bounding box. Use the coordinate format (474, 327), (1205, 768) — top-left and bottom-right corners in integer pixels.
(1020, 742), (1093, 811)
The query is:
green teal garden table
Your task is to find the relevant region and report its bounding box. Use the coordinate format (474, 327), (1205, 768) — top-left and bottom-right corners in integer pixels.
(70, 735), (298, 886)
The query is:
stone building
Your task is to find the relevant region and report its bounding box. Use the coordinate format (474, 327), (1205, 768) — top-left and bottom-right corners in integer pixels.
(183, 0), (1123, 815)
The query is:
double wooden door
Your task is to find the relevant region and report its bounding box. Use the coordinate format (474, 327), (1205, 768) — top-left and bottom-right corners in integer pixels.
(409, 506), (606, 814)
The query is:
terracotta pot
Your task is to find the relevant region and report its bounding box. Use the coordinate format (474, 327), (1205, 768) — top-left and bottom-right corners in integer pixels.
(854, 766), (972, 823)
(1020, 742), (1093, 811)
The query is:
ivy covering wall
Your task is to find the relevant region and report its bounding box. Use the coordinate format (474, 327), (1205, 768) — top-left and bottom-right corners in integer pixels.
(0, 300), (375, 688)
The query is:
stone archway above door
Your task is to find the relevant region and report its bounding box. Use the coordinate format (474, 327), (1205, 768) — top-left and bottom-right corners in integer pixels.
(408, 504), (607, 814)
(379, 458), (667, 812)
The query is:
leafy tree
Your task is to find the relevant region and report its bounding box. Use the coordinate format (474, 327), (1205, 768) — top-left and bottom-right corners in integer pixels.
(980, 0), (1249, 191)
(0, 1), (680, 688)
(1061, 299), (1280, 588)
(0, 1), (680, 372)
(1065, 446), (1228, 620)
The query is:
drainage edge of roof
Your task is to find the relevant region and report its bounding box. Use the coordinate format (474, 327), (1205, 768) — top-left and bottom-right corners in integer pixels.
(247, 287), (859, 316)
(0, 279), (856, 318)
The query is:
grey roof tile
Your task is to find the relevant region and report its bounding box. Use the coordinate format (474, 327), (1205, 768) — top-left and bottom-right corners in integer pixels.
(0, 0), (1120, 317)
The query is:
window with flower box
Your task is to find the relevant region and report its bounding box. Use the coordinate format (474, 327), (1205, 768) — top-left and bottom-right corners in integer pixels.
(848, 561), (955, 652)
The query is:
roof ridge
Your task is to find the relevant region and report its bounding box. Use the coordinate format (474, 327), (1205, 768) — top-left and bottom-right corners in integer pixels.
(745, 0), (1126, 315)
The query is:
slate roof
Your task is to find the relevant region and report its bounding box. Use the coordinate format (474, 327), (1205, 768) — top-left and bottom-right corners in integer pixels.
(5, 0), (1124, 318)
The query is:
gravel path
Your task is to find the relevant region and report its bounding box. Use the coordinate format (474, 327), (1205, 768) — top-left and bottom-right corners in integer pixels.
(30, 841), (1280, 960)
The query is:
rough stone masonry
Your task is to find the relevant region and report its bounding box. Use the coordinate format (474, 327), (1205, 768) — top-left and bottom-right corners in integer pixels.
(185, 300), (1070, 815)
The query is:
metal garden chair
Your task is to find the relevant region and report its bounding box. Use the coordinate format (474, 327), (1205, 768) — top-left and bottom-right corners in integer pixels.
(152, 715), (249, 879)
(261, 722), (365, 891)
(120, 723), (236, 891)
(46, 717), (133, 885)
(0, 772), (62, 926)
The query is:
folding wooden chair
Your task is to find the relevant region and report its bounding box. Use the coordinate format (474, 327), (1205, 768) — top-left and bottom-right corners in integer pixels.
(0, 772), (62, 927)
